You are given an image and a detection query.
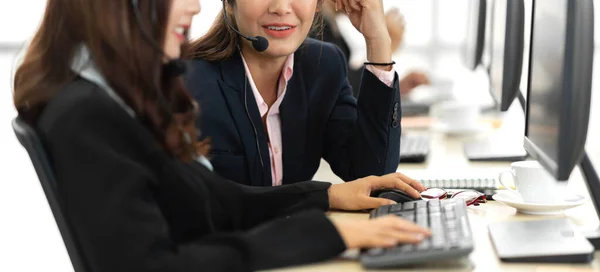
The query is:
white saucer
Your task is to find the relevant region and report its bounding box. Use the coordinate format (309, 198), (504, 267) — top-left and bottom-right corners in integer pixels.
(431, 123), (490, 136)
(492, 191), (588, 215)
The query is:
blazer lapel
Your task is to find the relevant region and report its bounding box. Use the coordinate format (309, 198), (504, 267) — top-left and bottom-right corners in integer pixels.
(280, 58), (307, 185)
(217, 53), (272, 187)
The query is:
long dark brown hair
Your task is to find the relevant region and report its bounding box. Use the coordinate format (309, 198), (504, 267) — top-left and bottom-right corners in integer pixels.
(13, 0), (208, 161)
(189, 0), (325, 61)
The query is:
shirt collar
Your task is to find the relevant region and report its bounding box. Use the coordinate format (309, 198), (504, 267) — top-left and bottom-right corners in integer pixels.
(70, 45), (136, 117)
(239, 53), (294, 111)
(70, 45), (215, 170)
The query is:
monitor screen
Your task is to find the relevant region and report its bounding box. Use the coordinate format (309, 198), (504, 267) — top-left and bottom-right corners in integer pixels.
(488, 0), (524, 111)
(463, 0), (486, 70)
(525, 0), (594, 180)
(481, 0), (494, 72)
(526, 0), (567, 164)
(489, 0), (507, 106)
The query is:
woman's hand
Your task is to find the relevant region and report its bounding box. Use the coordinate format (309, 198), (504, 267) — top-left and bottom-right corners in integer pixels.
(386, 8), (405, 52)
(328, 173), (426, 210)
(331, 215), (431, 249)
(330, 0), (392, 70)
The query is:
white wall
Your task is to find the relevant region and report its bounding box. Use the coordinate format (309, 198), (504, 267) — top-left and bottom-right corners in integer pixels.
(0, 0), (47, 45)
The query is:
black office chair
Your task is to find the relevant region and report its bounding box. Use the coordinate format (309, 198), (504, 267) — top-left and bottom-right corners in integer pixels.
(12, 117), (89, 272)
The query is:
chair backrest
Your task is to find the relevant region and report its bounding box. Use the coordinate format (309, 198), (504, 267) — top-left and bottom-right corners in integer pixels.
(12, 117), (89, 272)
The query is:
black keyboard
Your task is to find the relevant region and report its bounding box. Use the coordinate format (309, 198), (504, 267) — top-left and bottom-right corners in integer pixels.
(418, 177), (501, 198)
(360, 199), (474, 269)
(400, 135), (430, 163)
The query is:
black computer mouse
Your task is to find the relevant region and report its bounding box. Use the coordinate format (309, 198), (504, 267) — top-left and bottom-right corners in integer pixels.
(370, 189), (421, 203)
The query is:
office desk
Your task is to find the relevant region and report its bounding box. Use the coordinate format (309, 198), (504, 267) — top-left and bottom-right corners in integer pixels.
(269, 201), (600, 272)
(294, 130), (600, 272)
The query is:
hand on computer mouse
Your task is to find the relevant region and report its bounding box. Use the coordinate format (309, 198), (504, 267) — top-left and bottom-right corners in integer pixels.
(328, 173), (425, 210)
(331, 215), (431, 249)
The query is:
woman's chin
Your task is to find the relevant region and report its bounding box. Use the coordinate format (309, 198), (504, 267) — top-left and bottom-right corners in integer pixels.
(164, 47), (181, 60)
(262, 44), (301, 58)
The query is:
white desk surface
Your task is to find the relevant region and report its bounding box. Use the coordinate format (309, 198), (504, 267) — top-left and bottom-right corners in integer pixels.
(269, 125), (600, 272)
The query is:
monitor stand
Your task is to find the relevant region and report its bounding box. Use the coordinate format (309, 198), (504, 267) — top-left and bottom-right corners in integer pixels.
(580, 153), (600, 249)
(464, 92), (527, 162)
(489, 218), (594, 263)
(488, 153), (600, 263)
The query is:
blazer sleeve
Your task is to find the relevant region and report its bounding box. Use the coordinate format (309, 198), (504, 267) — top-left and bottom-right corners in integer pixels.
(322, 45), (402, 181)
(194, 162), (334, 229)
(41, 98), (346, 271)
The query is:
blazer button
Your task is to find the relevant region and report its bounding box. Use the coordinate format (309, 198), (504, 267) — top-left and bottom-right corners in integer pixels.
(392, 120), (399, 128)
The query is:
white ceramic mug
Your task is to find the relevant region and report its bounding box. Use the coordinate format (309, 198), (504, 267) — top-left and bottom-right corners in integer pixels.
(498, 160), (562, 204)
(430, 101), (480, 129)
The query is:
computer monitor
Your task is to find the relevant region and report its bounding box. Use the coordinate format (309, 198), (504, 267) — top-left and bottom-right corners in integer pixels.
(462, 0), (527, 162)
(524, 0), (594, 181)
(480, 0), (493, 74)
(490, 0), (600, 257)
(463, 0), (487, 70)
(488, 0), (525, 111)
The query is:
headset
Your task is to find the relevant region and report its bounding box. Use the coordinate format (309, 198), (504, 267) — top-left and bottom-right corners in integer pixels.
(221, 0), (269, 179)
(242, 68), (266, 172)
(221, 0), (269, 52)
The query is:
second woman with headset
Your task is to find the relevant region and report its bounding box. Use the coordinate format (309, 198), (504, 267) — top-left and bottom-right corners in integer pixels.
(186, 0), (409, 187)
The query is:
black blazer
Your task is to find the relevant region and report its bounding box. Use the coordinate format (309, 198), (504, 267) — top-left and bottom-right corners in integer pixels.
(36, 79), (346, 271)
(186, 38), (402, 187)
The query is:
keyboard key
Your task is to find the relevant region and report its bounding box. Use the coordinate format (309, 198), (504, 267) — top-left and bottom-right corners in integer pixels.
(428, 199), (440, 206)
(448, 231), (460, 244)
(396, 211), (415, 218)
(416, 239), (430, 251)
(359, 199), (474, 269)
(390, 204), (404, 213)
(417, 216), (428, 228)
(446, 220), (458, 230)
(416, 201), (427, 208)
(432, 239), (446, 249)
(403, 202), (416, 210)
(367, 247), (385, 256)
(399, 244), (413, 252)
(431, 217), (443, 230)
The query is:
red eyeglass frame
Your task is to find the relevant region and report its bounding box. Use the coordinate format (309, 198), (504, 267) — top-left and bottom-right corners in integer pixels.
(420, 188), (487, 206)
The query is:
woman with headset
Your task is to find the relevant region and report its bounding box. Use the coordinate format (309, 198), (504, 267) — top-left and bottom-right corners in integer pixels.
(13, 0), (429, 270)
(186, 0), (409, 187)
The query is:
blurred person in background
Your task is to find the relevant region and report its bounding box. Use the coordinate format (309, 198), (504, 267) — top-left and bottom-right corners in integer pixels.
(318, 0), (430, 97)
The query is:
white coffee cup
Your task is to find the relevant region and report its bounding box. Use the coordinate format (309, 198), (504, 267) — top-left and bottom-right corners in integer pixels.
(430, 101), (480, 129)
(498, 160), (563, 204)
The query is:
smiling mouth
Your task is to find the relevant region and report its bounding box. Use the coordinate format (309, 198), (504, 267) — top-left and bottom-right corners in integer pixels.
(174, 26), (190, 41)
(266, 26), (294, 31)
